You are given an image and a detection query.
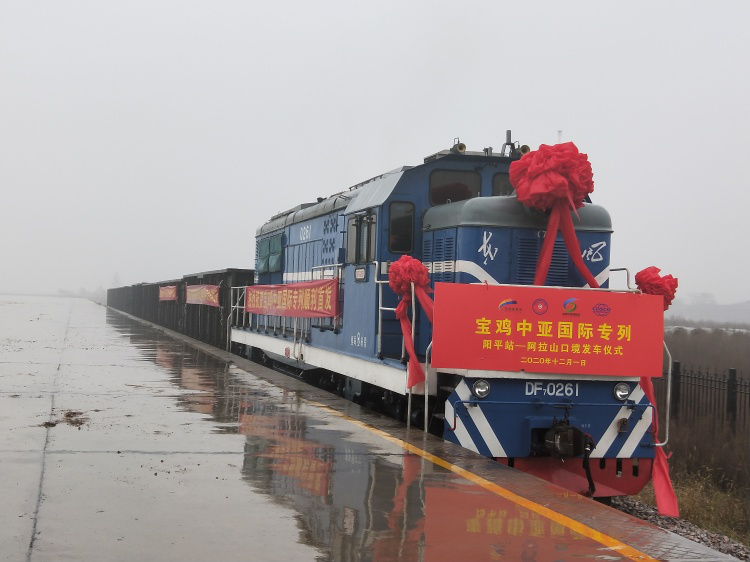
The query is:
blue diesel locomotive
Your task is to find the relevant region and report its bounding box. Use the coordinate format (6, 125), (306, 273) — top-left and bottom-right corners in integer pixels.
(229, 134), (662, 497)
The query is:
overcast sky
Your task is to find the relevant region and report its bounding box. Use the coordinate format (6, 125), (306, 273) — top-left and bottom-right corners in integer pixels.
(1, 1), (748, 305)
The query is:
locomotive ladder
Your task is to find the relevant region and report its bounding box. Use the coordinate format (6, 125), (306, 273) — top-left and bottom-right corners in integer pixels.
(375, 277), (430, 431)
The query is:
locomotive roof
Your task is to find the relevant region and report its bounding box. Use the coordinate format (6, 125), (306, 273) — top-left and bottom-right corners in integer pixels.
(422, 196), (612, 232)
(343, 168), (406, 214)
(255, 147), (525, 236)
(257, 167), (409, 235)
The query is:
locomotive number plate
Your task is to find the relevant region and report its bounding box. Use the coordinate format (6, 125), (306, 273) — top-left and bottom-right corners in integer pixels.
(524, 381), (580, 398)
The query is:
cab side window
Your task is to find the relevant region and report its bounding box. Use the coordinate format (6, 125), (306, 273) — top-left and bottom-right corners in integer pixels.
(256, 233), (283, 273)
(268, 233), (283, 272)
(346, 213), (377, 264)
(389, 202), (414, 253)
(257, 237), (270, 273)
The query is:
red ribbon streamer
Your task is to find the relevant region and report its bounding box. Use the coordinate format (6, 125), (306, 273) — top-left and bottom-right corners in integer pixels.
(634, 265), (679, 516)
(388, 256), (434, 388)
(535, 201), (600, 288)
(639, 376), (680, 517)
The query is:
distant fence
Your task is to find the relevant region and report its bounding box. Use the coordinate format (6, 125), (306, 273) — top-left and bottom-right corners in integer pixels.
(652, 362), (750, 432)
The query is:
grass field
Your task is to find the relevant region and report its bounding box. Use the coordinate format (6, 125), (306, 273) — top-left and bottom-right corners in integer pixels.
(636, 471), (750, 546)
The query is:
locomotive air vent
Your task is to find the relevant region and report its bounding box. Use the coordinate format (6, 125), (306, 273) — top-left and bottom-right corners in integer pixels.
(517, 239), (568, 285)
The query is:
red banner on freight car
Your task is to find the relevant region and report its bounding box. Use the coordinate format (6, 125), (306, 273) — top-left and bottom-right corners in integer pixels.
(185, 285), (220, 307)
(432, 283), (664, 377)
(244, 279), (338, 318)
(158, 285), (178, 301)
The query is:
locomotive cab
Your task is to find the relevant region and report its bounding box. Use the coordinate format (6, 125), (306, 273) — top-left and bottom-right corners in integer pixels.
(421, 195), (612, 288)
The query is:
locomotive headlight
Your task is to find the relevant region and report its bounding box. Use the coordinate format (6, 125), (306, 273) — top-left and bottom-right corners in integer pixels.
(613, 382), (631, 401)
(472, 379), (491, 399)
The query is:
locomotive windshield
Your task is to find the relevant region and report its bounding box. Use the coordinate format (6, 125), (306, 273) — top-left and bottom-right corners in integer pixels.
(492, 173), (514, 196)
(429, 170), (480, 205)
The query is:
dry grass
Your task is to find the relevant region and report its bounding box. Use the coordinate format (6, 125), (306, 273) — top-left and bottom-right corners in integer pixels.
(673, 416), (749, 544)
(642, 326), (750, 544)
(636, 472), (750, 546)
(637, 415), (750, 545)
(666, 412), (749, 490)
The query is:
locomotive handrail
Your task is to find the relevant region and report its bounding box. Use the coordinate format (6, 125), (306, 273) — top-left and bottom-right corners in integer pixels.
(292, 317), (300, 360)
(375, 279), (392, 358)
(469, 280), (642, 294)
(374, 267), (406, 362)
(373, 271), (419, 405)
(229, 265), (344, 349)
(450, 399), (655, 433)
(406, 282), (415, 427)
(227, 286), (247, 351)
(402, 282), (431, 430)
(610, 267), (634, 290)
(656, 341), (672, 447)
(310, 263), (342, 280)
(423, 341), (432, 431)
(310, 263), (344, 332)
(411, 281), (416, 354)
(451, 398), (652, 410)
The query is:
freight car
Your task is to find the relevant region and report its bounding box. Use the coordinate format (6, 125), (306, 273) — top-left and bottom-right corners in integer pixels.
(107, 268), (253, 349)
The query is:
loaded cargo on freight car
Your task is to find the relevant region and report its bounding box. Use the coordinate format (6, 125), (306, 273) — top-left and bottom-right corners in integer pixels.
(108, 132), (678, 513)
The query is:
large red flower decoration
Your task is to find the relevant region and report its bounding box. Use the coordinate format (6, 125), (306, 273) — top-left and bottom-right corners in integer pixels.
(509, 142), (598, 288)
(635, 266), (678, 311)
(388, 255), (430, 303)
(510, 142), (594, 212)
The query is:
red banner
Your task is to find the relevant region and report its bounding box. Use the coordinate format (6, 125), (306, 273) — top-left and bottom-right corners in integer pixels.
(185, 285), (220, 307)
(244, 279), (338, 318)
(158, 285), (177, 301)
(432, 283), (664, 377)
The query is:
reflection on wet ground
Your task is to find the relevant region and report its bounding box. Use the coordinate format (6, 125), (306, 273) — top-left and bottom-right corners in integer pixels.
(0, 296), (733, 561)
(107, 311), (599, 560)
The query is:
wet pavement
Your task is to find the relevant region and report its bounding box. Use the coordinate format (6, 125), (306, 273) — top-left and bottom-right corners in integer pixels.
(0, 295), (737, 561)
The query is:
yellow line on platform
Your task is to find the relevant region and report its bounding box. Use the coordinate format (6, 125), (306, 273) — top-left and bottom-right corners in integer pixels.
(309, 400), (657, 562)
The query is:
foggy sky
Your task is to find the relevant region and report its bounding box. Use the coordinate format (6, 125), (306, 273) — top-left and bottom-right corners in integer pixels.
(1, 1), (748, 305)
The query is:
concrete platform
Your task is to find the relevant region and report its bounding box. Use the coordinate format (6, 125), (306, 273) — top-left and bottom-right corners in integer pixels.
(0, 295), (737, 561)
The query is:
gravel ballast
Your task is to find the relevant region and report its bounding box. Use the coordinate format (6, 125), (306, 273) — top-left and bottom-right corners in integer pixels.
(611, 497), (750, 561)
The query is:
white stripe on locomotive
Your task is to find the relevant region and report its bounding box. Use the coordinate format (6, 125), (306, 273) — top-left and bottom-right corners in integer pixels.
(444, 393), (481, 455)
(454, 380), (507, 457)
(590, 385), (647, 458)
